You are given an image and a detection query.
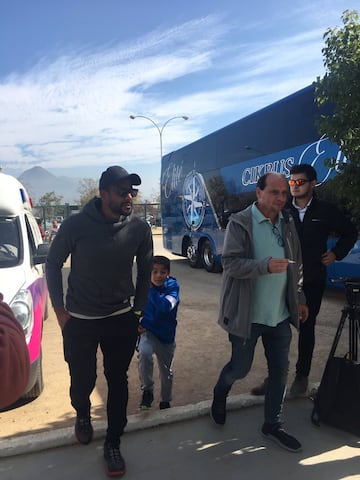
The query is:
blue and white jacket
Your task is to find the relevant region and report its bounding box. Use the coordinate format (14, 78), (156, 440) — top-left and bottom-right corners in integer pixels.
(141, 276), (180, 344)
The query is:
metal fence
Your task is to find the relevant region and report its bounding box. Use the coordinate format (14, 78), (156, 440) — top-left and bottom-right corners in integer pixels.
(33, 203), (161, 230)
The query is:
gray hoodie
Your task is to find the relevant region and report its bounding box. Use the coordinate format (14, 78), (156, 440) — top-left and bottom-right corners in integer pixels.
(46, 197), (153, 317)
(218, 204), (305, 339)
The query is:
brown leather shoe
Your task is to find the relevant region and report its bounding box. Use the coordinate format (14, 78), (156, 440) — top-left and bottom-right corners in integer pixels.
(251, 377), (268, 396)
(290, 375), (308, 396)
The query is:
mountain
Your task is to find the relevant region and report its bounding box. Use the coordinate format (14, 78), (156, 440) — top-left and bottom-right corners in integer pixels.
(18, 166), (81, 205)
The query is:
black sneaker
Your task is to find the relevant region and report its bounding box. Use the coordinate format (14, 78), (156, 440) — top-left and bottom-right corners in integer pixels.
(251, 377), (268, 396)
(140, 390), (154, 410)
(210, 388), (227, 425)
(104, 443), (126, 477)
(75, 416), (93, 445)
(159, 401), (171, 410)
(261, 422), (302, 452)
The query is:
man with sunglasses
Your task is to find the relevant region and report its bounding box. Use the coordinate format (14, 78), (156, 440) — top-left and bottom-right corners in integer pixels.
(46, 166), (153, 477)
(252, 164), (357, 397)
(211, 172), (308, 452)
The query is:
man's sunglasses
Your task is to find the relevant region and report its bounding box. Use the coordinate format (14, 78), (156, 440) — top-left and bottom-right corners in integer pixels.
(288, 179), (311, 187)
(112, 187), (138, 197)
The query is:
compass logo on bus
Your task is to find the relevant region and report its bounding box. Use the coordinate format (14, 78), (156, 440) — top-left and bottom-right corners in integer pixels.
(182, 171), (206, 230)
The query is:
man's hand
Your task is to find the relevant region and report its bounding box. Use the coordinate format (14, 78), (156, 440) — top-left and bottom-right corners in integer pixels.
(53, 306), (71, 330)
(321, 251), (336, 266)
(138, 324), (146, 334)
(268, 258), (291, 274)
(298, 303), (309, 323)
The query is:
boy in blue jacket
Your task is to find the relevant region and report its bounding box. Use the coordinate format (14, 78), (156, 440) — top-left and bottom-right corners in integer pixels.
(138, 255), (180, 410)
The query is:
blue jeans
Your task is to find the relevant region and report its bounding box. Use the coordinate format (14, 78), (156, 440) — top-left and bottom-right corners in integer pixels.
(214, 319), (292, 424)
(138, 331), (176, 403)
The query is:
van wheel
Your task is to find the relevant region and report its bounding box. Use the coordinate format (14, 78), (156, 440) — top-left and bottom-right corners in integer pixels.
(186, 239), (202, 268)
(201, 240), (222, 273)
(44, 296), (49, 321)
(23, 353), (44, 399)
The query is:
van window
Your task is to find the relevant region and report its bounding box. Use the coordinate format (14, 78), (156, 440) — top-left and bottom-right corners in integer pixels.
(0, 217), (21, 267)
(25, 214), (40, 266)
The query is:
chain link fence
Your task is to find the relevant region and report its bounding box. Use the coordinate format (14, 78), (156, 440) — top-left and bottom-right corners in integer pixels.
(33, 203), (161, 240)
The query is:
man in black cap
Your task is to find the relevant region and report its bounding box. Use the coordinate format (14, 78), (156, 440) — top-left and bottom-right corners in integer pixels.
(46, 166), (153, 477)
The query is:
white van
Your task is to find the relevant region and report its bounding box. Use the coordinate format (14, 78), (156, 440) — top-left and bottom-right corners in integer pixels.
(0, 172), (49, 402)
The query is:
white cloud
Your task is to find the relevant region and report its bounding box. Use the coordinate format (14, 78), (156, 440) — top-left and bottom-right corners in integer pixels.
(0, 2), (355, 198)
(0, 15), (228, 171)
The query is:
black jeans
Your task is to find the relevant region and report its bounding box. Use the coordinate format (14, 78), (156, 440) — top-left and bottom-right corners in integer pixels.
(296, 278), (326, 377)
(62, 311), (138, 445)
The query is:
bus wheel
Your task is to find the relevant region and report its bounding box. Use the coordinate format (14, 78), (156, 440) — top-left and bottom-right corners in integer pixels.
(201, 240), (222, 273)
(186, 240), (202, 268)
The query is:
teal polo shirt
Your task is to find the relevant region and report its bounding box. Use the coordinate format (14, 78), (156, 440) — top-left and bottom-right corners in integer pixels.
(251, 203), (290, 327)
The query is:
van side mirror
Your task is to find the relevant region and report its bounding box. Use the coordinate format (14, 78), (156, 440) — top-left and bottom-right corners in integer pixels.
(33, 243), (50, 265)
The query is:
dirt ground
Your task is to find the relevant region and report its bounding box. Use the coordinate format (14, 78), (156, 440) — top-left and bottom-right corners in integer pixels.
(0, 232), (348, 440)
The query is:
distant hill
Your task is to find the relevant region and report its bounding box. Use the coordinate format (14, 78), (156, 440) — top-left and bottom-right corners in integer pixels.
(18, 166), (81, 204)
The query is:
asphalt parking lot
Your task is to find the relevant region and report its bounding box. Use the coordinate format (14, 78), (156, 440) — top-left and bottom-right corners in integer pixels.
(0, 232), (349, 447)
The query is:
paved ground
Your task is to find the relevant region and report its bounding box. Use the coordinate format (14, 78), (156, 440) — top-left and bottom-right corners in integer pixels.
(0, 231), (354, 480)
(1, 397), (360, 479)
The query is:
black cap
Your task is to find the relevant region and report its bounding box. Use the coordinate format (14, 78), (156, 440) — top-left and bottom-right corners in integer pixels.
(99, 166), (141, 190)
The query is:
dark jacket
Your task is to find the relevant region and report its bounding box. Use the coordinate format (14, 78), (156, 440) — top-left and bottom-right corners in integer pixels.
(288, 197), (357, 283)
(141, 276), (180, 344)
(46, 197), (153, 317)
(218, 205), (305, 340)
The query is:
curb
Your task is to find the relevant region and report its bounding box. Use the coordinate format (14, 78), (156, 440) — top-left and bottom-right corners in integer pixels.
(0, 384), (318, 458)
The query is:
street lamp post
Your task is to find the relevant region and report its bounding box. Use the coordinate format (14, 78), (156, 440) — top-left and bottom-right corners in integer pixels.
(129, 115), (189, 161)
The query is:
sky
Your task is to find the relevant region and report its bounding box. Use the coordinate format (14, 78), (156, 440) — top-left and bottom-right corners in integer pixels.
(0, 0), (358, 199)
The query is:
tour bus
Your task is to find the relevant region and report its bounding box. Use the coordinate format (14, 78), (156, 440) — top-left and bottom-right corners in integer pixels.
(0, 172), (49, 403)
(160, 85), (359, 280)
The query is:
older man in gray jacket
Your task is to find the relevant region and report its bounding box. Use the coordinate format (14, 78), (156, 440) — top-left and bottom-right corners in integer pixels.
(211, 172), (308, 453)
